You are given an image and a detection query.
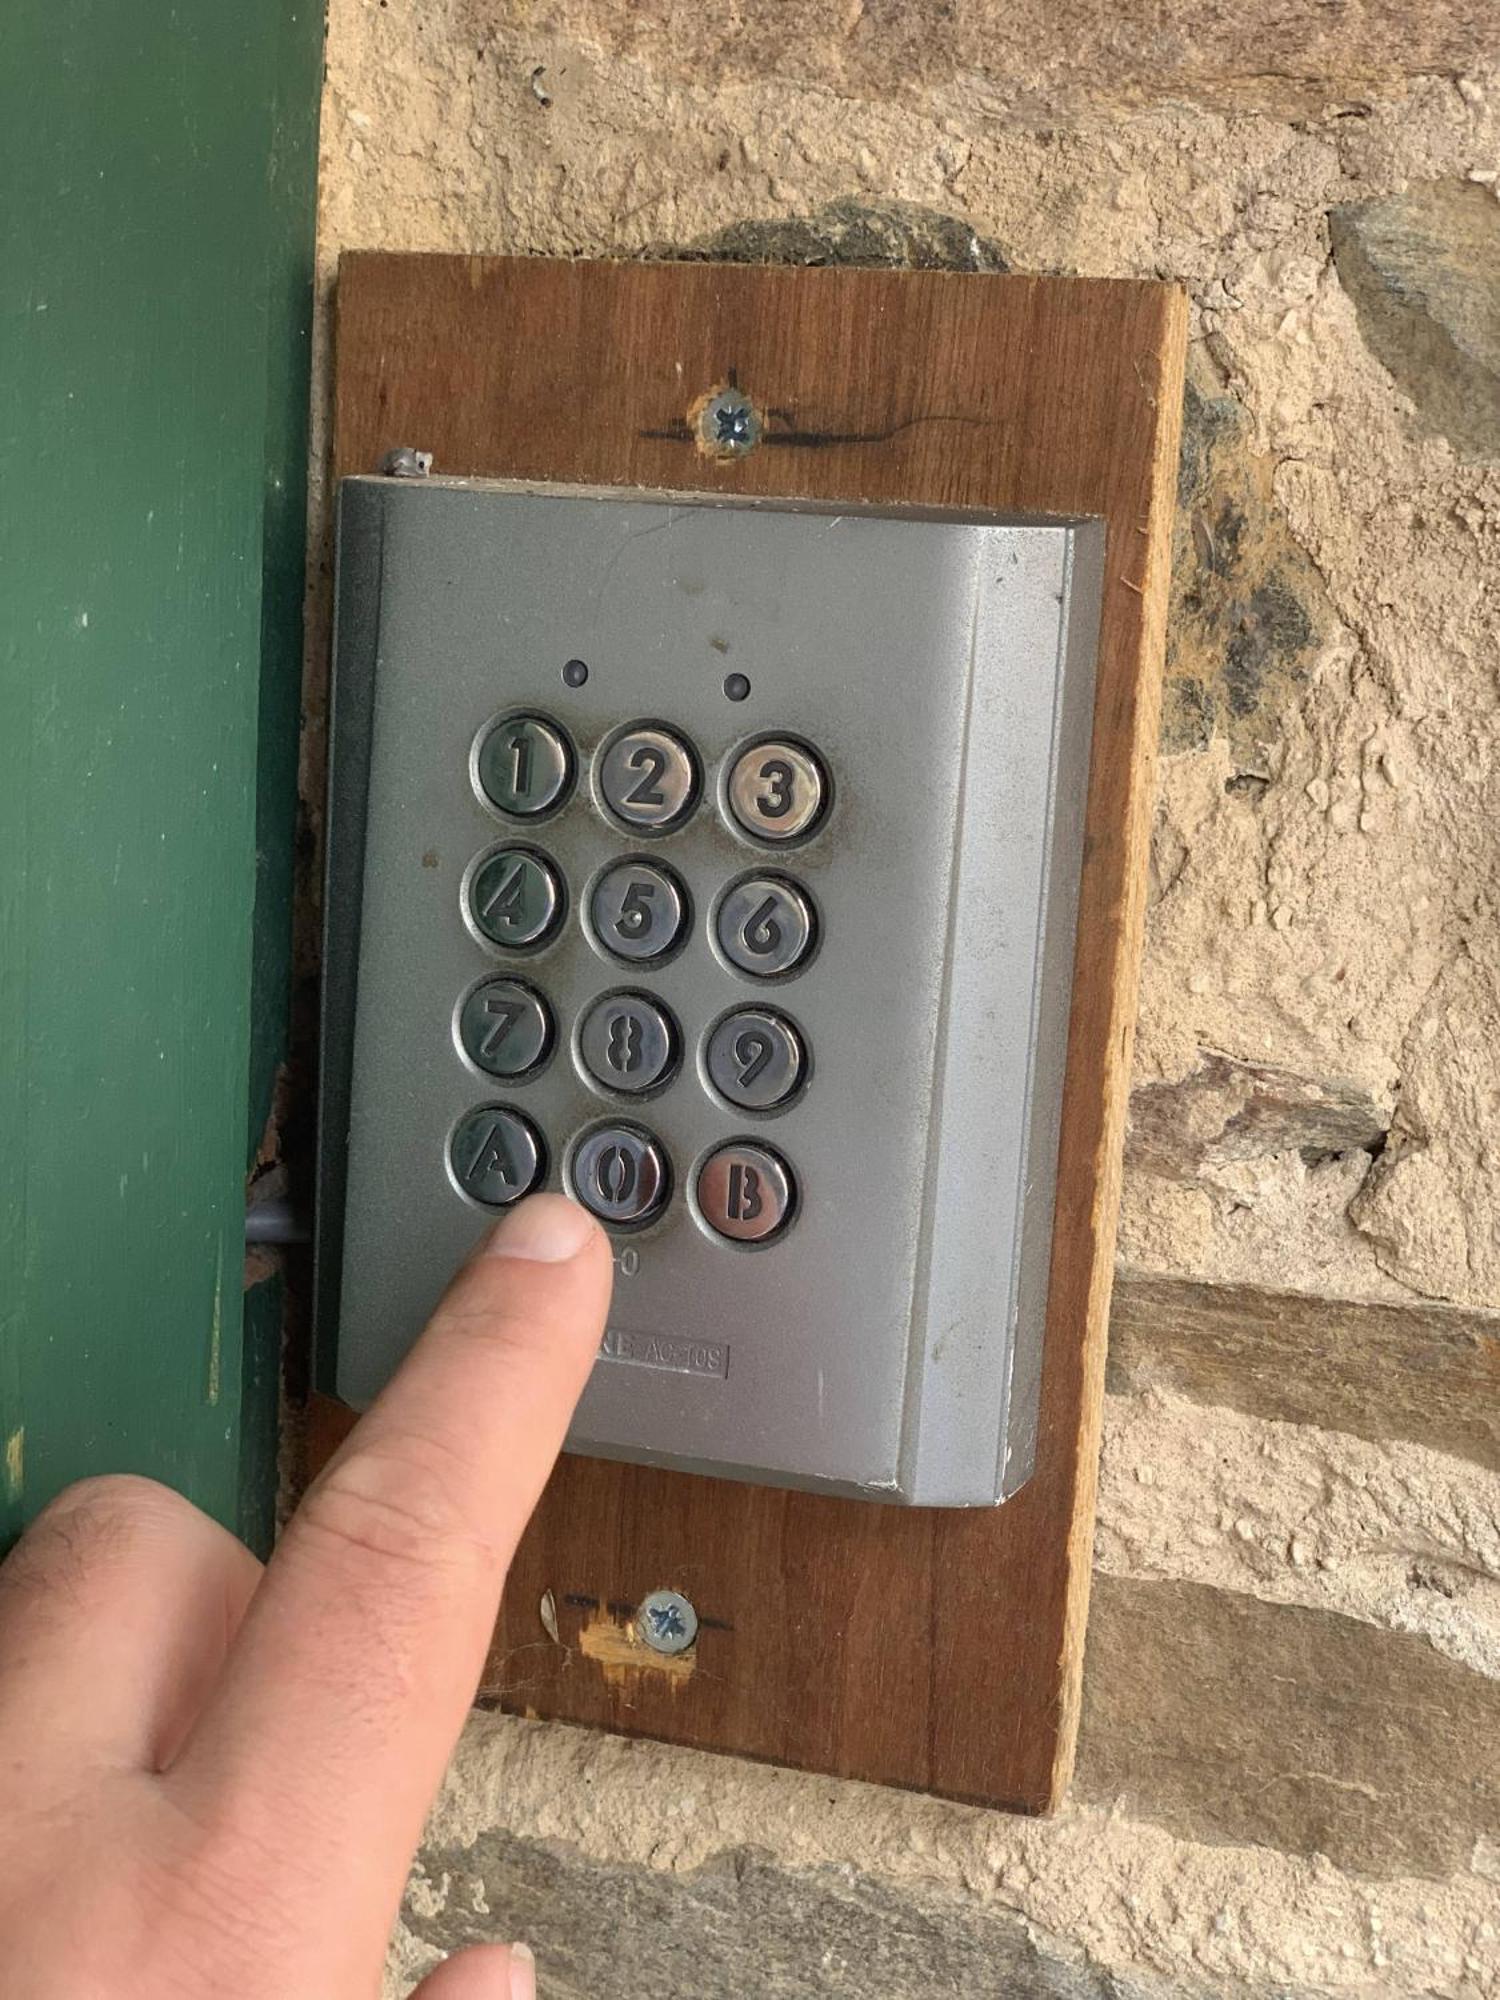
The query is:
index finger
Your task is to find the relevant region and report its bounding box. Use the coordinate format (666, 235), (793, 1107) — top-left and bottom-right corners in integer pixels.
(168, 1195), (611, 1908)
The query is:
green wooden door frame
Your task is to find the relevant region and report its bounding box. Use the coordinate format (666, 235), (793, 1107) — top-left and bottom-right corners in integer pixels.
(1, 4), (323, 1553)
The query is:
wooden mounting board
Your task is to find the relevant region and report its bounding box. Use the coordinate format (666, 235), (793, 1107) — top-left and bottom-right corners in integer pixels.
(314, 251), (1187, 1812)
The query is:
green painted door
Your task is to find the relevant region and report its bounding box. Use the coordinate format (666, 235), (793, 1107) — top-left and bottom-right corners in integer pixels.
(0, 4), (322, 1550)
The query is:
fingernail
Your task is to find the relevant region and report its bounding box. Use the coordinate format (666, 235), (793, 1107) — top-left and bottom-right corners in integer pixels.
(509, 1940), (536, 2000)
(483, 1193), (595, 1264)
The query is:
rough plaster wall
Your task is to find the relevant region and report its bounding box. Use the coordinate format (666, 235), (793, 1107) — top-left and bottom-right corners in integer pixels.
(307, 3), (1500, 1992)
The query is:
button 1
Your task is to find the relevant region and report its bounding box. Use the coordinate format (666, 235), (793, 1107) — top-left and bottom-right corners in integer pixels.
(715, 874), (816, 978)
(466, 847), (563, 950)
(598, 724), (698, 831)
(570, 1124), (669, 1228)
(588, 858), (688, 962)
(696, 1143), (795, 1243)
(457, 978), (553, 1078)
(704, 1008), (806, 1110)
(726, 738), (828, 842)
(476, 713), (573, 818)
(449, 1105), (545, 1208)
(578, 991), (678, 1095)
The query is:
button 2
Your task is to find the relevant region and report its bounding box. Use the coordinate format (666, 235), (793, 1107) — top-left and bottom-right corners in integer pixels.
(449, 1105), (545, 1208)
(598, 723), (698, 831)
(578, 991), (678, 1095)
(466, 846), (564, 950)
(697, 1142), (795, 1243)
(457, 978), (552, 1078)
(476, 713), (573, 818)
(570, 1123), (669, 1227)
(588, 857), (688, 963)
(715, 874), (816, 978)
(705, 1007), (805, 1110)
(726, 738), (827, 842)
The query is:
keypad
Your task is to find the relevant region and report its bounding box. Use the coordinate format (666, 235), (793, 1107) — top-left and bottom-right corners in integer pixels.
(454, 716), (829, 1241)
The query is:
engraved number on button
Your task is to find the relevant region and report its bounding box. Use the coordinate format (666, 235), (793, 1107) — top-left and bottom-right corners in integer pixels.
(482, 862), (529, 929)
(733, 1031), (772, 1087)
(594, 1143), (638, 1206)
(607, 1011), (643, 1074)
(756, 758), (795, 820)
(624, 744), (668, 809)
(742, 896), (782, 957)
(506, 728), (533, 798)
(616, 880), (656, 940)
(480, 996), (524, 1059)
(726, 1162), (763, 1223)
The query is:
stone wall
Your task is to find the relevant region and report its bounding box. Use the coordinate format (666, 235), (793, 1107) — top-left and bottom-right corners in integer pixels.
(306, 4), (1500, 1991)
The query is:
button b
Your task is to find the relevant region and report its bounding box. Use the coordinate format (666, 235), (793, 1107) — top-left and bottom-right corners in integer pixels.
(476, 713), (573, 818)
(571, 1124), (669, 1228)
(697, 1142), (795, 1243)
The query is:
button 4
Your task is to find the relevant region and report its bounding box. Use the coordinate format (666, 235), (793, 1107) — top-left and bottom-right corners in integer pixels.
(465, 846), (564, 950)
(697, 1142), (795, 1243)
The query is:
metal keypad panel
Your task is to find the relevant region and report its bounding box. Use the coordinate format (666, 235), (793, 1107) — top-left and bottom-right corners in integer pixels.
(320, 479), (1103, 1505)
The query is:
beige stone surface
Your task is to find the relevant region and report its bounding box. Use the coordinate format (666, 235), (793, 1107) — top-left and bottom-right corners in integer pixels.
(311, 4), (1500, 1991)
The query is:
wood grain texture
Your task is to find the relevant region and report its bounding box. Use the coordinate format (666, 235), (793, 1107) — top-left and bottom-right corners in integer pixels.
(323, 252), (1187, 1811)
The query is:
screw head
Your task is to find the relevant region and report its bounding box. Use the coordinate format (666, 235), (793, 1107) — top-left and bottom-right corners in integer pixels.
(635, 1587), (698, 1656)
(379, 445), (433, 479)
(697, 387), (761, 458)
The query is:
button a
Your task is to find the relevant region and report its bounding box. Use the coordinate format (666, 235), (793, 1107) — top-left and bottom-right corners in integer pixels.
(449, 1105), (545, 1208)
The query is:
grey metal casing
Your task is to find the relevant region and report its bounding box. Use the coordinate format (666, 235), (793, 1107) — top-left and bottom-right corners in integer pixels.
(317, 477), (1103, 1506)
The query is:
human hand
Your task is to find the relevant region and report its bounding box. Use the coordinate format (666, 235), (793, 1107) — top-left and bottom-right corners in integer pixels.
(0, 1194), (612, 1999)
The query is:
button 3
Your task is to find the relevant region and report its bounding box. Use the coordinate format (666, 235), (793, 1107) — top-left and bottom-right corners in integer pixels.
(449, 1105), (545, 1208)
(598, 723), (698, 831)
(466, 847), (564, 950)
(726, 738), (828, 842)
(704, 1007), (806, 1110)
(714, 874), (816, 978)
(589, 857), (688, 963)
(578, 991), (679, 1095)
(696, 1142), (795, 1244)
(570, 1123), (669, 1228)
(475, 713), (573, 818)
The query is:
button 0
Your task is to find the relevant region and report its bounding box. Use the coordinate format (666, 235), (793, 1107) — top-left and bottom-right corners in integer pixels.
(476, 713), (573, 817)
(571, 1124), (669, 1228)
(697, 1142), (795, 1243)
(598, 724), (698, 831)
(466, 847), (563, 950)
(589, 858), (688, 962)
(578, 991), (678, 1094)
(715, 874), (816, 978)
(449, 1105), (545, 1208)
(727, 738), (828, 842)
(457, 978), (552, 1078)
(705, 1008), (805, 1111)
